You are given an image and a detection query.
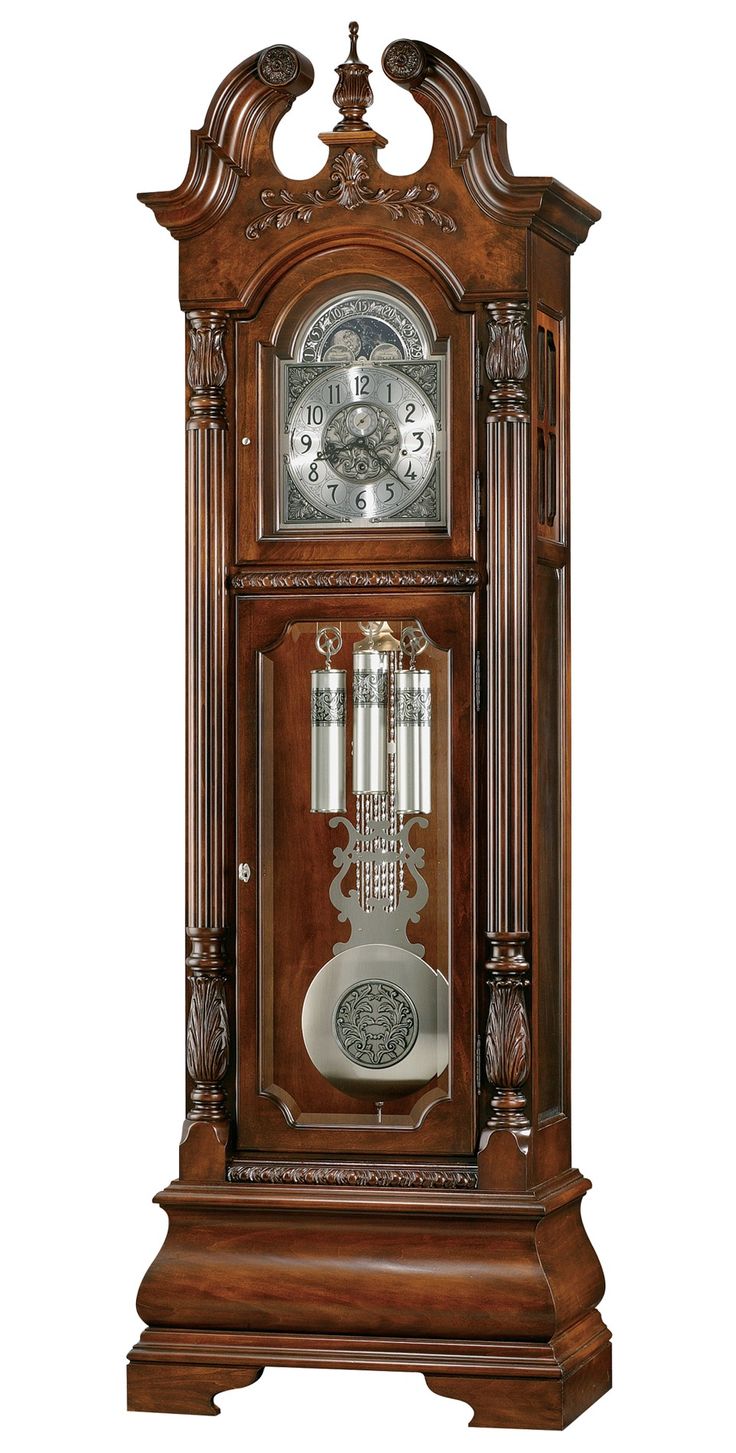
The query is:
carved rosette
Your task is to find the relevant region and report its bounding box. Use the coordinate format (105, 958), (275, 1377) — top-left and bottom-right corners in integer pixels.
(382, 39), (427, 84)
(484, 934), (530, 1127)
(486, 302), (529, 419)
(257, 46), (299, 87)
(185, 929), (229, 1121)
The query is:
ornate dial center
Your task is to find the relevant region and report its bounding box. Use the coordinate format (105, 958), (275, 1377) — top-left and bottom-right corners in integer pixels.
(325, 401), (400, 483)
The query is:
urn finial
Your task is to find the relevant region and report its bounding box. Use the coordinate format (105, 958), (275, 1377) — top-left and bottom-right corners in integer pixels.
(332, 20), (374, 132)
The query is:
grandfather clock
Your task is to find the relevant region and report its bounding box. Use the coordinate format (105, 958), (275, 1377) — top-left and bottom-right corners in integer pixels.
(127, 25), (610, 1430)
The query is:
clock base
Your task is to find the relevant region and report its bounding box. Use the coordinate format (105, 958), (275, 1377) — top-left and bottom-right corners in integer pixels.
(128, 1169), (611, 1428)
(128, 1312), (610, 1427)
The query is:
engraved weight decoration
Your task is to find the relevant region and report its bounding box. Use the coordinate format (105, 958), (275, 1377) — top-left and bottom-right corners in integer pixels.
(334, 980), (419, 1067)
(310, 626), (346, 813)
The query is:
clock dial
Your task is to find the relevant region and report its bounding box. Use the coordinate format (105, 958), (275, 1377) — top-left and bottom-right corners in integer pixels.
(280, 290), (446, 529)
(287, 363), (436, 523)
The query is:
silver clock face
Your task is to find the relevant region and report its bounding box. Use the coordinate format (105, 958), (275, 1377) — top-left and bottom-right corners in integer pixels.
(281, 292), (446, 529)
(288, 364), (436, 523)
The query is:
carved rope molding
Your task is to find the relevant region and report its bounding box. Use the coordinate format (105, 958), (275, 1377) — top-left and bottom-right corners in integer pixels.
(245, 147), (456, 239)
(227, 1163), (478, 1189)
(229, 567), (481, 591)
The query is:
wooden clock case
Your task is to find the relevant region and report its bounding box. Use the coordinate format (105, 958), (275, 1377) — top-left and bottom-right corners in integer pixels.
(127, 28), (610, 1430)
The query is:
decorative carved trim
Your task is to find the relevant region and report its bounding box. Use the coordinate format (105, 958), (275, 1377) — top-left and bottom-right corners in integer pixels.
(245, 146), (456, 239)
(331, 22), (374, 133)
(229, 567), (481, 591)
(185, 929), (229, 1122)
(187, 311), (227, 422)
(186, 976), (229, 1086)
(383, 39), (427, 84)
(227, 1162), (479, 1189)
(486, 302), (529, 419)
(484, 933), (531, 1130)
(257, 46), (300, 87)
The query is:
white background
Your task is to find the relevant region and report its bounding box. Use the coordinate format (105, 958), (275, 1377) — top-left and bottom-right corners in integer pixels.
(2, 1), (733, 1447)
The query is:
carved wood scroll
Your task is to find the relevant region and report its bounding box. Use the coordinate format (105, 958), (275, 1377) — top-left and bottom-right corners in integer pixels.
(483, 302), (532, 1148)
(186, 311), (229, 1124)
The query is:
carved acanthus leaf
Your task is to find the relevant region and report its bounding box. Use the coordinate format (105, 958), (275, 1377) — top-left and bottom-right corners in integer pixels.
(245, 147), (456, 239)
(186, 974), (229, 1084)
(485, 975), (530, 1088)
(485, 303), (529, 386)
(187, 313), (227, 390)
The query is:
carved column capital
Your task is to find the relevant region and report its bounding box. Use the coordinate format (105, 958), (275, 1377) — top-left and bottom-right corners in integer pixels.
(186, 310), (228, 424)
(485, 301), (529, 419)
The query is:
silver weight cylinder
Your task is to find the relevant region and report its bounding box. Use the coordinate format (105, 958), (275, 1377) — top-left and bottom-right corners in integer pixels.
(396, 668), (432, 814)
(352, 649), (388, 795)
(311, 669), (346, 813)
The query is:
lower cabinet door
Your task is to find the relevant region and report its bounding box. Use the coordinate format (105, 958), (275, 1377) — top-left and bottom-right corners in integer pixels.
(235, 590), (476, 1155)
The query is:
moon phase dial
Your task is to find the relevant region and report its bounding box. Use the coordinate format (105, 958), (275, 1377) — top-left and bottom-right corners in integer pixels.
(284, 362), (441, 525)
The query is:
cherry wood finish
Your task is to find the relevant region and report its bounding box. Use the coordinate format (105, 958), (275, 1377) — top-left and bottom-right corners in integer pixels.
(130, 27), (609, 1430)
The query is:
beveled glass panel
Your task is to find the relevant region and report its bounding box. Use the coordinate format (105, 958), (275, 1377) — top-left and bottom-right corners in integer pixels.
(257, 618), (451, 1129)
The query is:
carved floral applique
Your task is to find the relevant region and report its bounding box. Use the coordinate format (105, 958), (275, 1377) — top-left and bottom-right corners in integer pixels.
(245, 147), (456, 239)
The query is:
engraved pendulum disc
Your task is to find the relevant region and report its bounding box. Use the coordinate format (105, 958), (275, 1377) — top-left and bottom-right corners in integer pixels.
(301, 944), (449, 1098)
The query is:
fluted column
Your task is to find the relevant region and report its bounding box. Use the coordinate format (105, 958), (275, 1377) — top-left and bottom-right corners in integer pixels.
(184, 310), (230, 1159)
(479, 302), (532, 1187)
